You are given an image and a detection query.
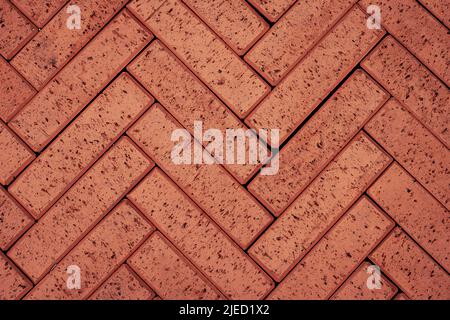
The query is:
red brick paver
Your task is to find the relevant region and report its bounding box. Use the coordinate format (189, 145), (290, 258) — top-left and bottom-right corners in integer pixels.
(25, 200), (152, 299)
(268, 197), (394, 299)
(247, 0), (296, 22)
(246, 6), (385, 144)
(128, 168), (274, 299)
(0, 0), (37, 60)
(362, 36), (449, 147)
(11, 0), (129, 89)
(145, 0), (270, 118)
(89, 264), (155, 300)
(370, 228), (450, 300)
(11, 0), (67, 28)
(128, 104), (272, 249)
(0, 56), (35, 122)
(0, 252), (32, 300)
(8, 137), (153, 282)
(9, 73), (153, 218)
(0, 121), (35, 185)
(331, 261), (398, 300)
(359, 0), (450, 85)
(0, 187), (33, 250)
(128, 231), (224, 300)
(249, 133), (392, 280)
(0, 0), (448, 301)
(9, 9), (152, 152)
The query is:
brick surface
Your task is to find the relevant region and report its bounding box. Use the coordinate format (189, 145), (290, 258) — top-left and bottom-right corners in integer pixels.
(370, 228), (450, 300)
(9, 10), (152, 152)
(246, 0), (357, 85)
(128, 104), (272, 249)
(368, 163), (450, 272)
(145, 0), (270, 118)
(418, 0), (450, 27)
(127, 0), (166, 21)
(12, 0), (67, 28)
(394, 293), (410, 300)
(89, 264), (155, 300)
(0, 187), (33, 250)
(8, 137), (153, 282)
(0, 121), (35, 185)
(128, 40), (261, 183)
(246, 6), (385, 144)
(9, 73), (153, 218)
(128, 231), (224, 300)
(25, 200), (152, 300)
(359, 0), (449, 85)
(362, 36), (449, 147)
(331, 261), (398, 300)
(269, 197), (394, 299)
(0, 57), (35, 122)
(247, 0), (296, 22)
(11, 0), (128, 89)
(248, 70), (389, 214)
(0, 252), (32, 300)
(365, 99), (450, 210)
(249, 133), (392, 280)
(0, 0), (37, 60)
(128, 168), (274, 299)
(183, 0), (268, 55)
(1, 0), (448, 300)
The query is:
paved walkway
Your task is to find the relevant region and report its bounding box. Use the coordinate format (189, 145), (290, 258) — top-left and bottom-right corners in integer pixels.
(0, 0), (449, 300)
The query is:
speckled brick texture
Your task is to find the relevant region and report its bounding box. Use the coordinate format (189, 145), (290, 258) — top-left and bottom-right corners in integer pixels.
(0, 0), (448, 300)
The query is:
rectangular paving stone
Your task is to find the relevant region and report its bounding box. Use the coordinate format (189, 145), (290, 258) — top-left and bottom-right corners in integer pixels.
(394, 293), (410, 300)
(89, 264), (155, 300)
(365, 99), (450, 210)
(247, 0), (296, 22)
(245, 0), (357, 85)
(418, 0), (450, 27)
(248, 70), (389, 214)
(127, 104), (273, 249)
(368, 163), (450, 272)
(183, 0), (268, 55)
(0, 121), (35, 185)
(9, 73), (153, 218)
(362, 36), (449, 147)
(246, 6), (385, 144)
(370, 228), (450, 300)
(146, 0), (270, 118)
(268, 197), (394, 299)
(25, 200), (153, 300)
(0, 0), (37, 60)
(7, 137), (153, 282)
(360, 0), (449, 85)
(331, 261), (398, 300)
(0, 252), (32, 300)
(12, 0), (67, 28)
(12, 0), (128, 89)
(127, 40), (261, 184)
(127, 0), (166, 22)
(9, 10), (152, 152)
(249, 133), (392, 281)
(128, 231), (224, 300)
(128, 168), (275, 299)
(0, 56), (35, 122)
(0, 187), (33, 250)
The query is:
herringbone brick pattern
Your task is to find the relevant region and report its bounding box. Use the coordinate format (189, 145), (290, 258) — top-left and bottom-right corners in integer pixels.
(0, 0), (448, 300)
